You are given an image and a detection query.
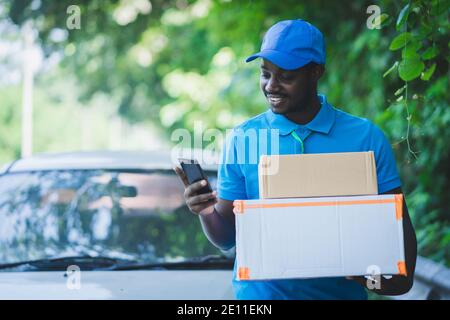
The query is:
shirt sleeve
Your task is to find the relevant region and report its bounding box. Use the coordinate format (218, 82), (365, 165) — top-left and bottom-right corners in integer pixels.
(370, 124), (402, 193)
(217, 130), (248, 201)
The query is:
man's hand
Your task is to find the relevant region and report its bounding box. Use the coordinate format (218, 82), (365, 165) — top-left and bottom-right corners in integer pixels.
(174, 166), (218, 216)
(174, 166), (236, 250)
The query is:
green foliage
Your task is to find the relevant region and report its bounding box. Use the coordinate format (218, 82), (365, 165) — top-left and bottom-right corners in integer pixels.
(381, 0), (449, 266)
(398, 56), (424, 81)
(389, 32), (412, 50)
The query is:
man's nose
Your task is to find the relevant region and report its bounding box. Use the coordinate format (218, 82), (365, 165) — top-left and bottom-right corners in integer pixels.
(265, 76), (281, 93)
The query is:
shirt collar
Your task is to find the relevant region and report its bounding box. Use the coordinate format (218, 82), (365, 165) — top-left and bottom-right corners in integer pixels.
(265, 94), (336, 136)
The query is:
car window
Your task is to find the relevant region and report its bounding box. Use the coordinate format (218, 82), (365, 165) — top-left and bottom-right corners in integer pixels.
(0, 170), (220, 265)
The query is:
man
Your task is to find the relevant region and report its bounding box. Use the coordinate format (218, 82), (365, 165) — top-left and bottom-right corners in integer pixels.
(175, 19), (417, 300)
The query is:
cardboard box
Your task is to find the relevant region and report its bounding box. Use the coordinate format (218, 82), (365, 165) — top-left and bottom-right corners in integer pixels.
(234, 194), (406, 281)
(258, 151), (378, 199)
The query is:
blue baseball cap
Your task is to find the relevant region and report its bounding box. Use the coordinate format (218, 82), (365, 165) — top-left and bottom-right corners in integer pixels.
(245, 19), (326, 70)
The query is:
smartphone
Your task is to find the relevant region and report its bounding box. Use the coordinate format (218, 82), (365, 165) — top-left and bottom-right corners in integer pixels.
(178, 158), (213, 195)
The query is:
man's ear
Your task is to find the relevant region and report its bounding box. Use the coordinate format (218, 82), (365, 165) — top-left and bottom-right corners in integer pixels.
(313, 64), (325, 81)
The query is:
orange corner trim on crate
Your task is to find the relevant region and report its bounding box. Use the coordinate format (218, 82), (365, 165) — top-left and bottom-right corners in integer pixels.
(233, 200), (245, 214)
(394, 194), (404, 220)
(238, 267), (250, 280)
(397, 261), (407, 276)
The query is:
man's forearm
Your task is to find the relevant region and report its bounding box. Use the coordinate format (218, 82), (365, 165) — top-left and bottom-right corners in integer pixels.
(199, 206), (236, 250)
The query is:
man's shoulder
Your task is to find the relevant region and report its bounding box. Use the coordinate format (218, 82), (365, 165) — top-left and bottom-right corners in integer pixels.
(334, 107), (374, 128)
(333, 106), (389, 145)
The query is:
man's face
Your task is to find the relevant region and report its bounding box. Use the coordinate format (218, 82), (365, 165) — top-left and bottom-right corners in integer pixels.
(260, 59), (319, 114)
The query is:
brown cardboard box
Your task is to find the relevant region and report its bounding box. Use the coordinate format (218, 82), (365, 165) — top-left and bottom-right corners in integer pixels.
(258, 151), (378, 199)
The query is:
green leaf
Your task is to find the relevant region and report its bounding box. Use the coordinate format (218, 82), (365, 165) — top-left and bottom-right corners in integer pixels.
(422, 46), (439, 60)
(383, 61), (399, 77)
(379, 13), (391, 28)
(396, 4), (410, 31)
(398, 57), (425, 81)
(389, 32), (412, 50)
(402, 41), (422, 58)
(421, 63), (437, 81)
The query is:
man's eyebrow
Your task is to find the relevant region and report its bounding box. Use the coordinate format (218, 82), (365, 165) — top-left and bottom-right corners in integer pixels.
(260, 65), (294, 74)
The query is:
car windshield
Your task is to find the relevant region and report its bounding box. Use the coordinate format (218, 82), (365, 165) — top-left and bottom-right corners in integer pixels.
(0, 169), (221, 266)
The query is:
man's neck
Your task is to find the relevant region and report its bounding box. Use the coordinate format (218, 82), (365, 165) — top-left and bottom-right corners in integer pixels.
(284, 94), (321, 125)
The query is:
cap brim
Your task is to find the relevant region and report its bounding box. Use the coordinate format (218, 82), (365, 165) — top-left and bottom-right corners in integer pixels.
(245, 49), (311, 70)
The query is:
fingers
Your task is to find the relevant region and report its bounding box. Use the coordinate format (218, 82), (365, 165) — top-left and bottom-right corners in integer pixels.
(187, 190), (217, 215)
(187, 190), (217, 207)
(184, 179), (210, 198)
(190, 197), (218, 215)
(173, 166), (189, 187)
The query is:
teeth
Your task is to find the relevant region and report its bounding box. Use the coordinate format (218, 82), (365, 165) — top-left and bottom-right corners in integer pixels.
(268, 96), (285, 103)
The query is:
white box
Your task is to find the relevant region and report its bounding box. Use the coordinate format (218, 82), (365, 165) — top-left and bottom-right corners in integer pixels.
(233, 194), (406, 281)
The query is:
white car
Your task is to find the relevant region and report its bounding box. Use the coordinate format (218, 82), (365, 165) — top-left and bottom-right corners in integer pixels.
(0, 151), (234, 300)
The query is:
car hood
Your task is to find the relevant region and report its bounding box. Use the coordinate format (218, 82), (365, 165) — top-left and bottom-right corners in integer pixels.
(0, 270), (234, 300)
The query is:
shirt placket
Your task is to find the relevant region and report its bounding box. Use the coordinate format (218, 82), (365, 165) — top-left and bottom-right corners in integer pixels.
(290, 128), (311, 154)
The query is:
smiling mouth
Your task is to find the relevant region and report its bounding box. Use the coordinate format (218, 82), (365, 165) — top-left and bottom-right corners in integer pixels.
(267, 94), (287, 105)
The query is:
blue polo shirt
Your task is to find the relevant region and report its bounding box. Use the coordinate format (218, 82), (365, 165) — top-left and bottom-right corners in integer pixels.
(217, 94), (402, 300)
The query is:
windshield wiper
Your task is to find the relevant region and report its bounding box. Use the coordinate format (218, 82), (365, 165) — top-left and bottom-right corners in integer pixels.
(0, 255), (137, 271)
(0, 255), (234, 272)
(106, 255), (234, 271)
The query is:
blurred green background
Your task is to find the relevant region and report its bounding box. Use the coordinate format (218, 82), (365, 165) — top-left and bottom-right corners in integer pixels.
(0, 0), (448, 269)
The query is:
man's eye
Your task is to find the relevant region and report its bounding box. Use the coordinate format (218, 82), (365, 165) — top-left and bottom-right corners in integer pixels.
(280, 74), (294, 81)
(261, 72), (270, 79)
